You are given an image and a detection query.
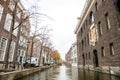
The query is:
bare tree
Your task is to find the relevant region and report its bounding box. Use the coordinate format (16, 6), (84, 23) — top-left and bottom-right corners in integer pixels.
(38, 26), (52, 66)
(4, 0), (49, 69)
(4, 0), (25, 69)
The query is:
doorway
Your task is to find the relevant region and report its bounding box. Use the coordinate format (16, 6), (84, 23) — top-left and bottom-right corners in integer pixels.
(93, 50), (99, 67)
(82, 54), (85, 66)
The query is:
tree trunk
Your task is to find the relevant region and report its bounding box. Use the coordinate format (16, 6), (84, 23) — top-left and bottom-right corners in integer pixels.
(4, 27), (13, 69)
(30, 38), (34, 65)
(38, 43), (43, 66)
(13, 25), (22, 68)
(4, 0), (19, 69)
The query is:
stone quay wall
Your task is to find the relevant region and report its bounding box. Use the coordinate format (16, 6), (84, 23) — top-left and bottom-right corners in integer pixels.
(0, 66), (49, 80)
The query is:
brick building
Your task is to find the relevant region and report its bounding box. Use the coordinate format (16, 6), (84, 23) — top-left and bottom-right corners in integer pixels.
(75, 0), (120, 74)
(42, 46), (53, 65)
(27, 37), (53, 66)
(27, 37), (41, 66)
(65, 47), (72, 66)
(0, 0), (30, 68)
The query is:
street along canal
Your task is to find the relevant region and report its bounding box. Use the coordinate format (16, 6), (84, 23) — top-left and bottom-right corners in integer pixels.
(17, 65), (120, 80)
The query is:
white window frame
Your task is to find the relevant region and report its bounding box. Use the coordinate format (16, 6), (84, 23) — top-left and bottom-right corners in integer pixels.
(4, 13), (12, 31)
(105, 13), (111, 29)
(17, 8), (21, 18)
(13, 22), (18, 36)
(101, 47), (105, 57)
(8, 41), (16, 62)
(0, 37), (8, 61)
(110, 43), (115, 55)
(16, 49), (21, 62)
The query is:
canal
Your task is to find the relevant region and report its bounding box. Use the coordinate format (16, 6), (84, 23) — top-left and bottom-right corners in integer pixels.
(18, 65), (120, 80)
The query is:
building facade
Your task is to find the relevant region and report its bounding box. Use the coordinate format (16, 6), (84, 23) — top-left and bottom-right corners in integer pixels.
(0, 0), (30, 68)
(42, 46), (53, 65)
(71, 42), (77, 67)
(75, 0), (120, 74)
(65, 42), (77, 67)
(65, 47), (72, 66)
(27, 37), (40, 66)
(27, 37), (53, 66)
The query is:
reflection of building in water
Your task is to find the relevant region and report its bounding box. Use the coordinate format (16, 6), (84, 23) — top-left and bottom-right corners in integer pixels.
(75, 0), (120, 75)
(78, 69), (119, 80)
(72, 67), (78, 80)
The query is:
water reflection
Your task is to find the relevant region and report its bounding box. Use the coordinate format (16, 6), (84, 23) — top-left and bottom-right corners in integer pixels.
(78, 69), (120, 80)
(18, 65), (120, 80)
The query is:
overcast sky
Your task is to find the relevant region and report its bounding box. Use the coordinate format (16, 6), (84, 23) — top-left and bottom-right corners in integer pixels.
(22, 0), (86, 60)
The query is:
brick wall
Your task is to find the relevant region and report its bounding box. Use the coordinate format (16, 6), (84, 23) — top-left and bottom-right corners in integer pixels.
(76, 0), (120, 69)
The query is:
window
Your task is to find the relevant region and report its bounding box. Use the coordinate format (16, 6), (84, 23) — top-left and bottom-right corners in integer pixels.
(95, 2), (98, 11)
(102, 0), (105, 2)
(105, 13), (111, 29)
(85, 37), (86, 47)
(0, 5), (3, 21)
(86, 53), (88, 60)
(17, 8), (21, 18)
(101, 47), (105, 57)
(98, 21), (102, 37)
(82, 40), (84, 50)
(81, 28), (83, 37)
(87, 34), (89, 45)
(89, 52), (91, 59)
(109, 43), (115, 55)
(4, 13), (12, 31)
(9, 41), (16, 62)
(16, 49), (20, 62)
(0, 38), (7, 61)
(13, 22), (18, 36)
(21, 50), (26, 63)
(89, 11), (94, 25)
(9, 0), (15, 11)
(114, 0), (120, 12)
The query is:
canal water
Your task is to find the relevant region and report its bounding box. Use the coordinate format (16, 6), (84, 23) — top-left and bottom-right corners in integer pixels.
(18, 65), (120, 80)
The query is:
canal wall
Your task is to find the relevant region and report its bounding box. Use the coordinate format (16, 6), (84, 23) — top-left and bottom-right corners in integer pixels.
(78, 65), (120, 76)
(0, 66), (50, 80)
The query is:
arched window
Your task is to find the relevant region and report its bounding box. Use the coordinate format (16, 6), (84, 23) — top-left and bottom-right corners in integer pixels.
(113, 0), (120, 12)
(89, 11), (94, 25)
